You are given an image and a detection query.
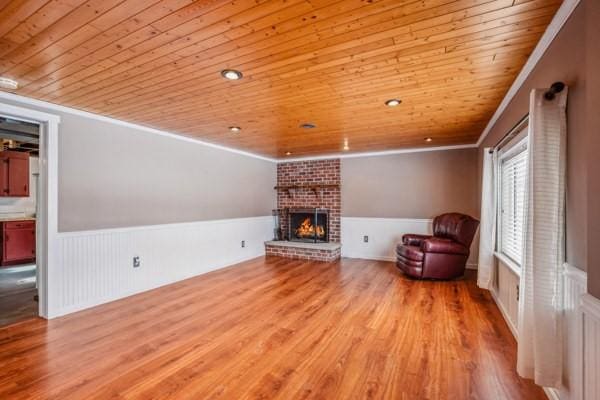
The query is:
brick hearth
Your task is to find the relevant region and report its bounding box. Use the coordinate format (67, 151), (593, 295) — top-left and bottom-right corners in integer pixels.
(265, 241), (341, 262)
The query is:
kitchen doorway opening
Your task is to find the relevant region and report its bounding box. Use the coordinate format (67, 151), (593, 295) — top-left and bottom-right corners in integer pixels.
(0, 101), (60, 322)
(0, 117), (40, 326)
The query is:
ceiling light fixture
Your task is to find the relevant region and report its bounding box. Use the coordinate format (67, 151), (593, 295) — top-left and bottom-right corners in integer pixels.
(285, 151), (292, 156)
(343, 138), (349, 151)
(221, 69), (243, 80)
(385, 99), (401, 107)
(300, 123), (316, 129)
(229, 126), (241, 133)
(425, 137), (433, 142)
(0, 77), (18, 90)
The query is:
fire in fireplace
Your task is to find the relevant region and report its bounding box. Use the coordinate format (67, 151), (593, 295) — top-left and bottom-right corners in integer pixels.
(288, 208), (329, 243)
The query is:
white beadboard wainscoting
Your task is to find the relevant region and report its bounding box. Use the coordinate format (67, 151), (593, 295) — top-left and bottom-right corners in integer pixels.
(491, 255), (520, 338)
(561, 264), (587, 400)
(50, 216), (273, 318)
(341, 217), (432, 261)
(489, 262), (591, 400)
(340, 217), (478, 268)
(582, 292), (600, 400)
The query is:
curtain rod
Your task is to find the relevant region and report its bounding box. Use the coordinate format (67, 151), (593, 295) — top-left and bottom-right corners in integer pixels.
(488, 81), (565, 154)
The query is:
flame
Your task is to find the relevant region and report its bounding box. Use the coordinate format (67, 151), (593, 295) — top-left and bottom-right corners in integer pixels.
(295, 217), (325, 238)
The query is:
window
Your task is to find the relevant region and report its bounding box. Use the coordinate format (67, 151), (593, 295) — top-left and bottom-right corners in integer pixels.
(499, 139), (528, 266)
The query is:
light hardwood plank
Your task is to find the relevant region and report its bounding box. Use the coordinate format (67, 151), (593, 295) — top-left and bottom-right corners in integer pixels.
(0, 256), (546, 399)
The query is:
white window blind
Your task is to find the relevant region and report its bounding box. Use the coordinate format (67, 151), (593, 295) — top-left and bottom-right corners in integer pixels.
(500, 144), (528, 266)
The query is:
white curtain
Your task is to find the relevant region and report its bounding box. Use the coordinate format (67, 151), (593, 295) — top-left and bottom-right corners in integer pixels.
(517, 87), (568, 387)
(477, 148), (497, 290)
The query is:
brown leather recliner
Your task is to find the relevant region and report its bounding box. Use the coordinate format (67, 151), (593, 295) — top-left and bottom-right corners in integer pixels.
(396, 213), (479, 280)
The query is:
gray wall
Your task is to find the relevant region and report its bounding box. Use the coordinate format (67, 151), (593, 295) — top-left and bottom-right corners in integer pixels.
(1, 98), (276, 232)
(477, 3), (588, 273)
(342, 149), (479, 219)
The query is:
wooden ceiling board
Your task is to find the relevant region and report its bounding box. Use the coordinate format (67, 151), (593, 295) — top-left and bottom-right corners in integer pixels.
(74, 23), (544, 125)
(0, 0), (563, 157)
(132, 44), (534, 120)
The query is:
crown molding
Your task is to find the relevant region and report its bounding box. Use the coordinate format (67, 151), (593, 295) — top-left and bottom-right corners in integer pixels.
(476, 0), (581, 147)
(279, 143), (478, 163)
(0, 91), (277, 163)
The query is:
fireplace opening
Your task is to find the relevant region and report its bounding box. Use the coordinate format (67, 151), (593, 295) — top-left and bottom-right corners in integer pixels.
(288, 208), (329, 243)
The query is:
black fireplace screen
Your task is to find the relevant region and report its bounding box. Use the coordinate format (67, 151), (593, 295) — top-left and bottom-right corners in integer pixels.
(288, 208), (329, 243)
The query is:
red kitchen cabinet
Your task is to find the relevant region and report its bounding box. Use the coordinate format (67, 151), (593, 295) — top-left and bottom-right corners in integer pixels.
(0, 151), (30, 197)
(1, 221), (35, 266)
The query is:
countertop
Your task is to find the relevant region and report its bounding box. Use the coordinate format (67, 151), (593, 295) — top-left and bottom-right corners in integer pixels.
(0, 216), (36, 222)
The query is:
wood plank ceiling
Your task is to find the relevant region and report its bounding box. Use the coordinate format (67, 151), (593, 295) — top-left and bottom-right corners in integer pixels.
(0, 0), (562, 158)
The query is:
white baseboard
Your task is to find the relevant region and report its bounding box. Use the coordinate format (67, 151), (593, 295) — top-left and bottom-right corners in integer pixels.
(49, 216), (273, 318)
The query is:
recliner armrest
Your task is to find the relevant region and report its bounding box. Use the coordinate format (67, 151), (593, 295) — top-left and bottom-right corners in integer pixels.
(422, 238), (469, 255)
(402, 234), (431, 246)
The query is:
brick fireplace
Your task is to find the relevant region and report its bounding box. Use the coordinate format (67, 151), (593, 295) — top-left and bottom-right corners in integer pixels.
(265, 159), (341, 261)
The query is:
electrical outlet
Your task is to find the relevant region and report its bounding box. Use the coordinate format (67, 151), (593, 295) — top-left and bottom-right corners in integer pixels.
(363, 235), (369, 243)
(241, 240), (246, 248)
(133, 256), (141, 268)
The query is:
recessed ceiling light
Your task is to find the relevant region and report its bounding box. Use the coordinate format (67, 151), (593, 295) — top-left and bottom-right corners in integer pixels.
(221, 69), (243, 80)
(229, 126), (241, 133)
(343, 138), (349, 151)
(385, 99), (401, 107)
(285, 151), (292, 156)
(0, 77), (18, 90)
(425, 137), (433, 142)
(300, 123), (316, 129)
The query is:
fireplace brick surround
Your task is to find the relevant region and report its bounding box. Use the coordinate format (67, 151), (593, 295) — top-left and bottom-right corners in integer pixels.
(265, 159), (341, 261)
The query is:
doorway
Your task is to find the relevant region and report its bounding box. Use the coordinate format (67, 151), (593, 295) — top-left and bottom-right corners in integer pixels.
(0, 100), (60, 321)
(0, 116), (40, 326)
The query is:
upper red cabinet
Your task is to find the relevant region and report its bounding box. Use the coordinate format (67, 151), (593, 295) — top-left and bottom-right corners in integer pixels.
(0, 151), (29, 197)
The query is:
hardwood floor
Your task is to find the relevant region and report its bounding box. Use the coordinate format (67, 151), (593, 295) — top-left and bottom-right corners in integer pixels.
(0, 265), (38, 327)
(0, 256), (545, 400)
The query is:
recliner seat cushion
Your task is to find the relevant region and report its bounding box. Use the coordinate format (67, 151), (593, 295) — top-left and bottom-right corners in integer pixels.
(422, 238), (469, 255)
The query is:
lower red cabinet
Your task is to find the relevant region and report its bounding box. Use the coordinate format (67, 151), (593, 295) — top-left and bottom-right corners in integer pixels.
(1, 220), (35, 266)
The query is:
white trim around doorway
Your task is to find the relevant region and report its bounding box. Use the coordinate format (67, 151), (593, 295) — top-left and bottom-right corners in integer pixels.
(0, 102), (60, 319)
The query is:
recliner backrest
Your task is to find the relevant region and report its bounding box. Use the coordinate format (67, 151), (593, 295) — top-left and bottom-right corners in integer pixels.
(432, 213), (480, 247)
